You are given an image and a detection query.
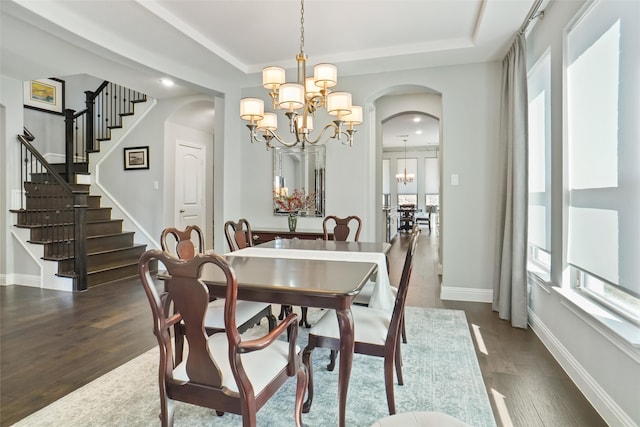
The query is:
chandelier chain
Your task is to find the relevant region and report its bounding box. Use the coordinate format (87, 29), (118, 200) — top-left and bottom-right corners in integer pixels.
(299, 0), (305, 54)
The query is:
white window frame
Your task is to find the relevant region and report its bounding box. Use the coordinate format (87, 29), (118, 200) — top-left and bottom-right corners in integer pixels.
(563, 0), (640, 325)
(527, 49), (552, 274)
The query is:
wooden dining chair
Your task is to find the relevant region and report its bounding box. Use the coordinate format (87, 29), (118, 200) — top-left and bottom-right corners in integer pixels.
(322, 215), (362, 242)
(161, 225), (276, 363)
(224, 218), (254, 251)
(138, 250), (307, 427)
(224, 218), (305, 329)
(322, 214), (363, 357)
(302, 228), (420, 416)
(161, 224), (204, 260)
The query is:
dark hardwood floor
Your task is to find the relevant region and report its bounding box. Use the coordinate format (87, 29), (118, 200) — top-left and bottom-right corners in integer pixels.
(0, 230), (606, 426)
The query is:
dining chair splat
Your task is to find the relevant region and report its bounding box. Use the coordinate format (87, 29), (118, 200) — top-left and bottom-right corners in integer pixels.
(322, 215), (362, 242)
(138, 250), (307, 427)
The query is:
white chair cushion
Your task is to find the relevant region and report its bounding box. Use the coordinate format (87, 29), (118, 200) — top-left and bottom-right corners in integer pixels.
(370, 411), (471, 427)
(309, 305), (391, 346)
(353, 280), (397, 306)
(203, 299), (270, 330)
(173, 333), (298, 394)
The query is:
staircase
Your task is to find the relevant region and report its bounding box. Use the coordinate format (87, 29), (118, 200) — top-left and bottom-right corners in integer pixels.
(13, 181), (148, 287)
(12, 80), (155, 290)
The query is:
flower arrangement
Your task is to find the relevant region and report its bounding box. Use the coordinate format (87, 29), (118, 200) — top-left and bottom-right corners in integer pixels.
(274, 188), (317, 215)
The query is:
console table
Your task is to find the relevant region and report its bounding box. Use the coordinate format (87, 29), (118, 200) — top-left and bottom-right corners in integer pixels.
(251, 229), (331, 245)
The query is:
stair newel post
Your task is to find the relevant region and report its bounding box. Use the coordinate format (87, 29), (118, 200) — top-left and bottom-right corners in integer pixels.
(84, 90), (96, 153)
(64, 108), (76, 184)
(72, 190), (89, 291)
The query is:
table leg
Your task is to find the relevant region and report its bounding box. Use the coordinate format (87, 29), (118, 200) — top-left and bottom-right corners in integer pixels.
(335, 307), (354, 427)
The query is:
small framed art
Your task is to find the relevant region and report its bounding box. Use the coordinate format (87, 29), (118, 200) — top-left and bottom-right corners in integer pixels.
(124, 146), (150, 170)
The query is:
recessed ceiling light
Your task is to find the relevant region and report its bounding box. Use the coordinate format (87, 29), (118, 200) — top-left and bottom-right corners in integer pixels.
(413, 117), (421, 123)
(160, 78), (174, 87)
(416, 130), (422, 135)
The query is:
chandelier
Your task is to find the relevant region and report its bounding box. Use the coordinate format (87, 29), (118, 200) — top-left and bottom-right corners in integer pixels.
(239, 0), (362, 149)
(396, 139), (415, 185)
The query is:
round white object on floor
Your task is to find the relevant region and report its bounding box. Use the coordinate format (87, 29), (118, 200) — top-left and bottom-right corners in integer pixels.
(370, 411), (472, 427)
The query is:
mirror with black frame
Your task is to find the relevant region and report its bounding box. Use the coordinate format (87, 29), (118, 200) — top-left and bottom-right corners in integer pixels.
(273, 146), (325, 217)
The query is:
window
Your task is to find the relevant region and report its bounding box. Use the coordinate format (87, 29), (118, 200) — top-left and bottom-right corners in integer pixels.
(565, 0), (640, 322)
(424, 156), (439, 208)
(398, 194), (417, 206)
(527, 51), (552, 272)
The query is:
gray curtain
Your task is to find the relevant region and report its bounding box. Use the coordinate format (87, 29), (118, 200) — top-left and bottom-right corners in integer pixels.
(493, 33), (529, 329)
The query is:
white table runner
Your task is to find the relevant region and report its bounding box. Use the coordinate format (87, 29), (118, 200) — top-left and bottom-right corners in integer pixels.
(226, 247), (395, 314)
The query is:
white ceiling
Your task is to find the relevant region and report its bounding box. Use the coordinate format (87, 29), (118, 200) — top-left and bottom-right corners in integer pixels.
(2, 0), (540, 147)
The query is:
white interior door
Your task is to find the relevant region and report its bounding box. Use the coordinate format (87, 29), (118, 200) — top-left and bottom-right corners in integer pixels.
(175, 140), (206, 235)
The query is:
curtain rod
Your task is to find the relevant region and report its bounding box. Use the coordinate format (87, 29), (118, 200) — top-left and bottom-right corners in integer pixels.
(519, 0), (545, 35)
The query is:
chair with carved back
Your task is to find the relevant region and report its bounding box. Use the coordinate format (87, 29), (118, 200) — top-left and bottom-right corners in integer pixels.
(138, 250), (307, 427)
(322, 215), (363, 361)
(302, 228), (420, 416)
(224, 218), (254, 251)
(224, 218), (307, 328)
(160, 225), (276, 363)
(322, 215), (362, 242)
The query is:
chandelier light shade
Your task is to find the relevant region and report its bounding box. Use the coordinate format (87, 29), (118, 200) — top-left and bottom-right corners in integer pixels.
(314, 63), (337, 88)
(240, 98), (264, 121)
(258, 112), (278, 131)
(326, 92), (352, 117)
(278, 83), (305, 111)
(342, 105), (363, 126)
(263, 67), (286, 89)
(239, 0), (361, 149)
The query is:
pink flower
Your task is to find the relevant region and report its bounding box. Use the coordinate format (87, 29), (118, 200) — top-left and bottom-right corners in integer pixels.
(274, 189), (316, 214)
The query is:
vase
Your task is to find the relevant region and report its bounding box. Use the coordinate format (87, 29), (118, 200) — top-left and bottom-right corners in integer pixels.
(288, 214), (297, 232)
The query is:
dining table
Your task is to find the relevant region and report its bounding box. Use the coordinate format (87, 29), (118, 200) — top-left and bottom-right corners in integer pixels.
(199, 238), (393, 426)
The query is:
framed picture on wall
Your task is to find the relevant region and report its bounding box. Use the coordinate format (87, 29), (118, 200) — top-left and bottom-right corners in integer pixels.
(23, 78), (65, 115)
(123, 146), (149, 170)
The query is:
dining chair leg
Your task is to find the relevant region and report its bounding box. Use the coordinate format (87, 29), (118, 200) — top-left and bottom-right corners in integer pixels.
(384, 354), (397, 415)
(302, 345), (315, 413)
(299, 307), (311, 328)
(394, 338), (404, 385)
(159, 386), (175, 427)
(327, 349), (337, 371)
(401, 312), (407, 344)
(295, 362), (308, 425)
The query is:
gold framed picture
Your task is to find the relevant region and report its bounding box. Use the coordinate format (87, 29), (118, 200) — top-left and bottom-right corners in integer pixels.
(23, 78), (65, 115)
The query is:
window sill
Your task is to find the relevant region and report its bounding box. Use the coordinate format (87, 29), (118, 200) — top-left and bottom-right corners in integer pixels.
(527, 264), (552, 293)
(554, 287), (640, 353)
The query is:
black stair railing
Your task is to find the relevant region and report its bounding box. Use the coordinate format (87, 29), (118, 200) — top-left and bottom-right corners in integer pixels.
(63, 81), (147, 183)
(17, 129), (88, 291)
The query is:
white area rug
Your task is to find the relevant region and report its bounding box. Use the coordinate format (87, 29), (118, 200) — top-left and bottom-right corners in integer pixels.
(13, 307), (495, 426)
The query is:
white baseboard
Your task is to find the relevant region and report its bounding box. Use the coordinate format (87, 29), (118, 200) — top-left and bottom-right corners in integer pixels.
(529, 309), (637, 427)
(0, 273), (41, 287)
(440, 285), (493, 303)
